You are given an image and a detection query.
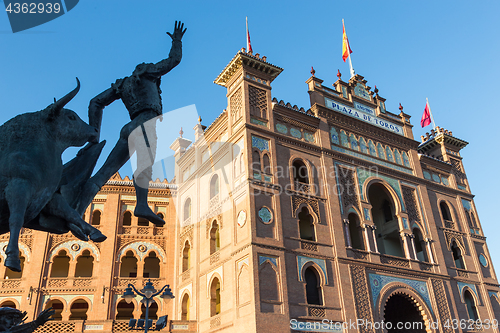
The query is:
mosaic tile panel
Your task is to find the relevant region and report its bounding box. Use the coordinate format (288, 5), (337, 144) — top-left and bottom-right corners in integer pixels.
(251, 135), (269, 152)
(394, 149), (402, 165)
(330, 127), (339, 145)
(304, 132), (315, 143)
(359, 138), (368, 154)
(350, 134), (359, 151)
(290, 128), (302, 139)
(461, 199), (472, 210)
(251, 117), (267, 127)
(402, 152), (411, 168)
(377, 143), (385, 160)
(297, 256), (328, 284)
(457, 282), (478, 300)
(385, 147), (394, 163)
(368, 141), (377, 156)
(368, 273), (433, 315)
(332, 146), (412, 175)
(340, 130), (349, 148)
(364, 208), (371, 221)
(259, 255), (277, 267)
(258, 207), (272, 223)
(276, 123), (287, 134)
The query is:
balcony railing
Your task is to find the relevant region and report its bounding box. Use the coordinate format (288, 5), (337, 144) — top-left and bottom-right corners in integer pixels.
(46, 277), (94, 288)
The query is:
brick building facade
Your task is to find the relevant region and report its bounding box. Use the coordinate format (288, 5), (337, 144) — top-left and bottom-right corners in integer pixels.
(1, 48), (500, 333)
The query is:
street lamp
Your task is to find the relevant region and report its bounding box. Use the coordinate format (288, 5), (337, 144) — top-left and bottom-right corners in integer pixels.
(123, 279), (174, 333)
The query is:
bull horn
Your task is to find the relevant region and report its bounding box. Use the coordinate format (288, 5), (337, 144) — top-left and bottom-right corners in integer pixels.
(53, 77), (80, 111)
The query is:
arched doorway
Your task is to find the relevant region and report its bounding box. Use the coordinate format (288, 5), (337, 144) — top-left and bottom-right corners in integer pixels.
(116, 299), (135, 320)
(45, 299), (64, 321)
(384, 294), (426, 332)
(69, 299), (89, 320)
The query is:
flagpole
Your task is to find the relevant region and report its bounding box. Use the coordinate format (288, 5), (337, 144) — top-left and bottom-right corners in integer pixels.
(343, 19), (355, 78)
(426, 98), (437, 130)
(246, 16), (250, 53)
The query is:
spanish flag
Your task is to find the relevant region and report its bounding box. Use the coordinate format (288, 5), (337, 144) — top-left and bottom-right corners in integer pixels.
(342, 20), (352, 62)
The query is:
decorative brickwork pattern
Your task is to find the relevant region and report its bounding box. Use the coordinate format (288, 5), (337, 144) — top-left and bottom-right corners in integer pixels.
(230, 87), (242, 123)
(112, 320), (130, 332)
(249, 85), (267, 119)
(300, 240), (318, 252)
(292, 195), (320, 220)
(34, 321), (75, 333)
(350, 265), (375, 333)
(380, 255), (411, 268)
(402, 186), (421, 224)
(450, 159), (466, 185)
(430, 279), (454, 333)
(337, 167), (359, 213)
(443, 230), (466, 252)
(308, 306), (326, 317)
(2, 279), (21, 288)
(210, 316), (221, 329)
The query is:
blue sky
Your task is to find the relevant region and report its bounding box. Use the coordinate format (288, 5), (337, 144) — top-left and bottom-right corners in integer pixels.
(1, 1), (500, 274)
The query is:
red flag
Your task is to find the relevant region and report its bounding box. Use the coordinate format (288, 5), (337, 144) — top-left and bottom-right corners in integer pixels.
(421, 102), (431, 128)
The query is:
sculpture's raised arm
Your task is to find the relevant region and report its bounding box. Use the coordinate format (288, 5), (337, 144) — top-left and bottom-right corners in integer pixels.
(150, 20), (186, 76)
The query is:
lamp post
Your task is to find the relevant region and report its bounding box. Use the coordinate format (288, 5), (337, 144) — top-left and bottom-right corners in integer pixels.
(122, 279), (174, 333)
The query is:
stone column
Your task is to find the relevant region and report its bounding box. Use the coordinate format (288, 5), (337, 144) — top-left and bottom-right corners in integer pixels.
(409, 234), (417, 260)
(426, 238), (435, 264)
(401, 232), (411, 259)
(370, 225), (379, 253)
(343, 219), (351, 248)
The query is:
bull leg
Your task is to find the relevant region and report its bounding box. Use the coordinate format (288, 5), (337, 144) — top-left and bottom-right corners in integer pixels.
(46, 193), (106, 242)
(4, 180), (30, 272)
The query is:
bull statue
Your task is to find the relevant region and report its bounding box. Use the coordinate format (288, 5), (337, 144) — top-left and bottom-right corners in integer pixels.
(0, 79), (106, 272)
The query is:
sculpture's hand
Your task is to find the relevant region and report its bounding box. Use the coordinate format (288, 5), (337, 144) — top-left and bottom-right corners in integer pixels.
(35, 308), (55, 326)
(166, 21), (186, 42)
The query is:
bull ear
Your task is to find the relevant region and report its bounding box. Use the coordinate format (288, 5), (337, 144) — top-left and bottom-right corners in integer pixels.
(48, 78), (81, 120)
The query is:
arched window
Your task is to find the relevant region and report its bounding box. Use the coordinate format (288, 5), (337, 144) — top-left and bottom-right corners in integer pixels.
(75, 250), (94, 277)
(304, 267), (322, 305)
(210, 278), (221, 317)
(4, 254), (24, 279)
(451, 241), (465, 269)
(143, 252), (160, 278)
(464, 290), (479, 321)
(116, 299), (134, 320)
(413, 228), (428, 262)
(123, 211), (132, 226)
(298, 207), (314, 241)
(184, 198), (191, 221)
(252, 150), (261, 173)
(490, 295), (500, 323)
(69, 299), (89, 320)
(262, 153), (271, 174)
(182, 241), (191, 272)
(91, 210), (101, 226)
(440, 202), (452, 221)
(210, 221), (220, 255)
(348, 213), (364, 250)
(368, 183), (404, 257)
(50, 250), (70, 278)
(0, 301), (16, 309)
(120, 251), (138, 278)
(45, 300), (63, 321)
(292, 159), (309, 184)
(210, 174), (219, 199)
(181, 294), (190, 321)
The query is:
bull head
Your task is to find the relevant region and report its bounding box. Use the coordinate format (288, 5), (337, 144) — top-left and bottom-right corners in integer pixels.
(47, 78), (81, 121)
